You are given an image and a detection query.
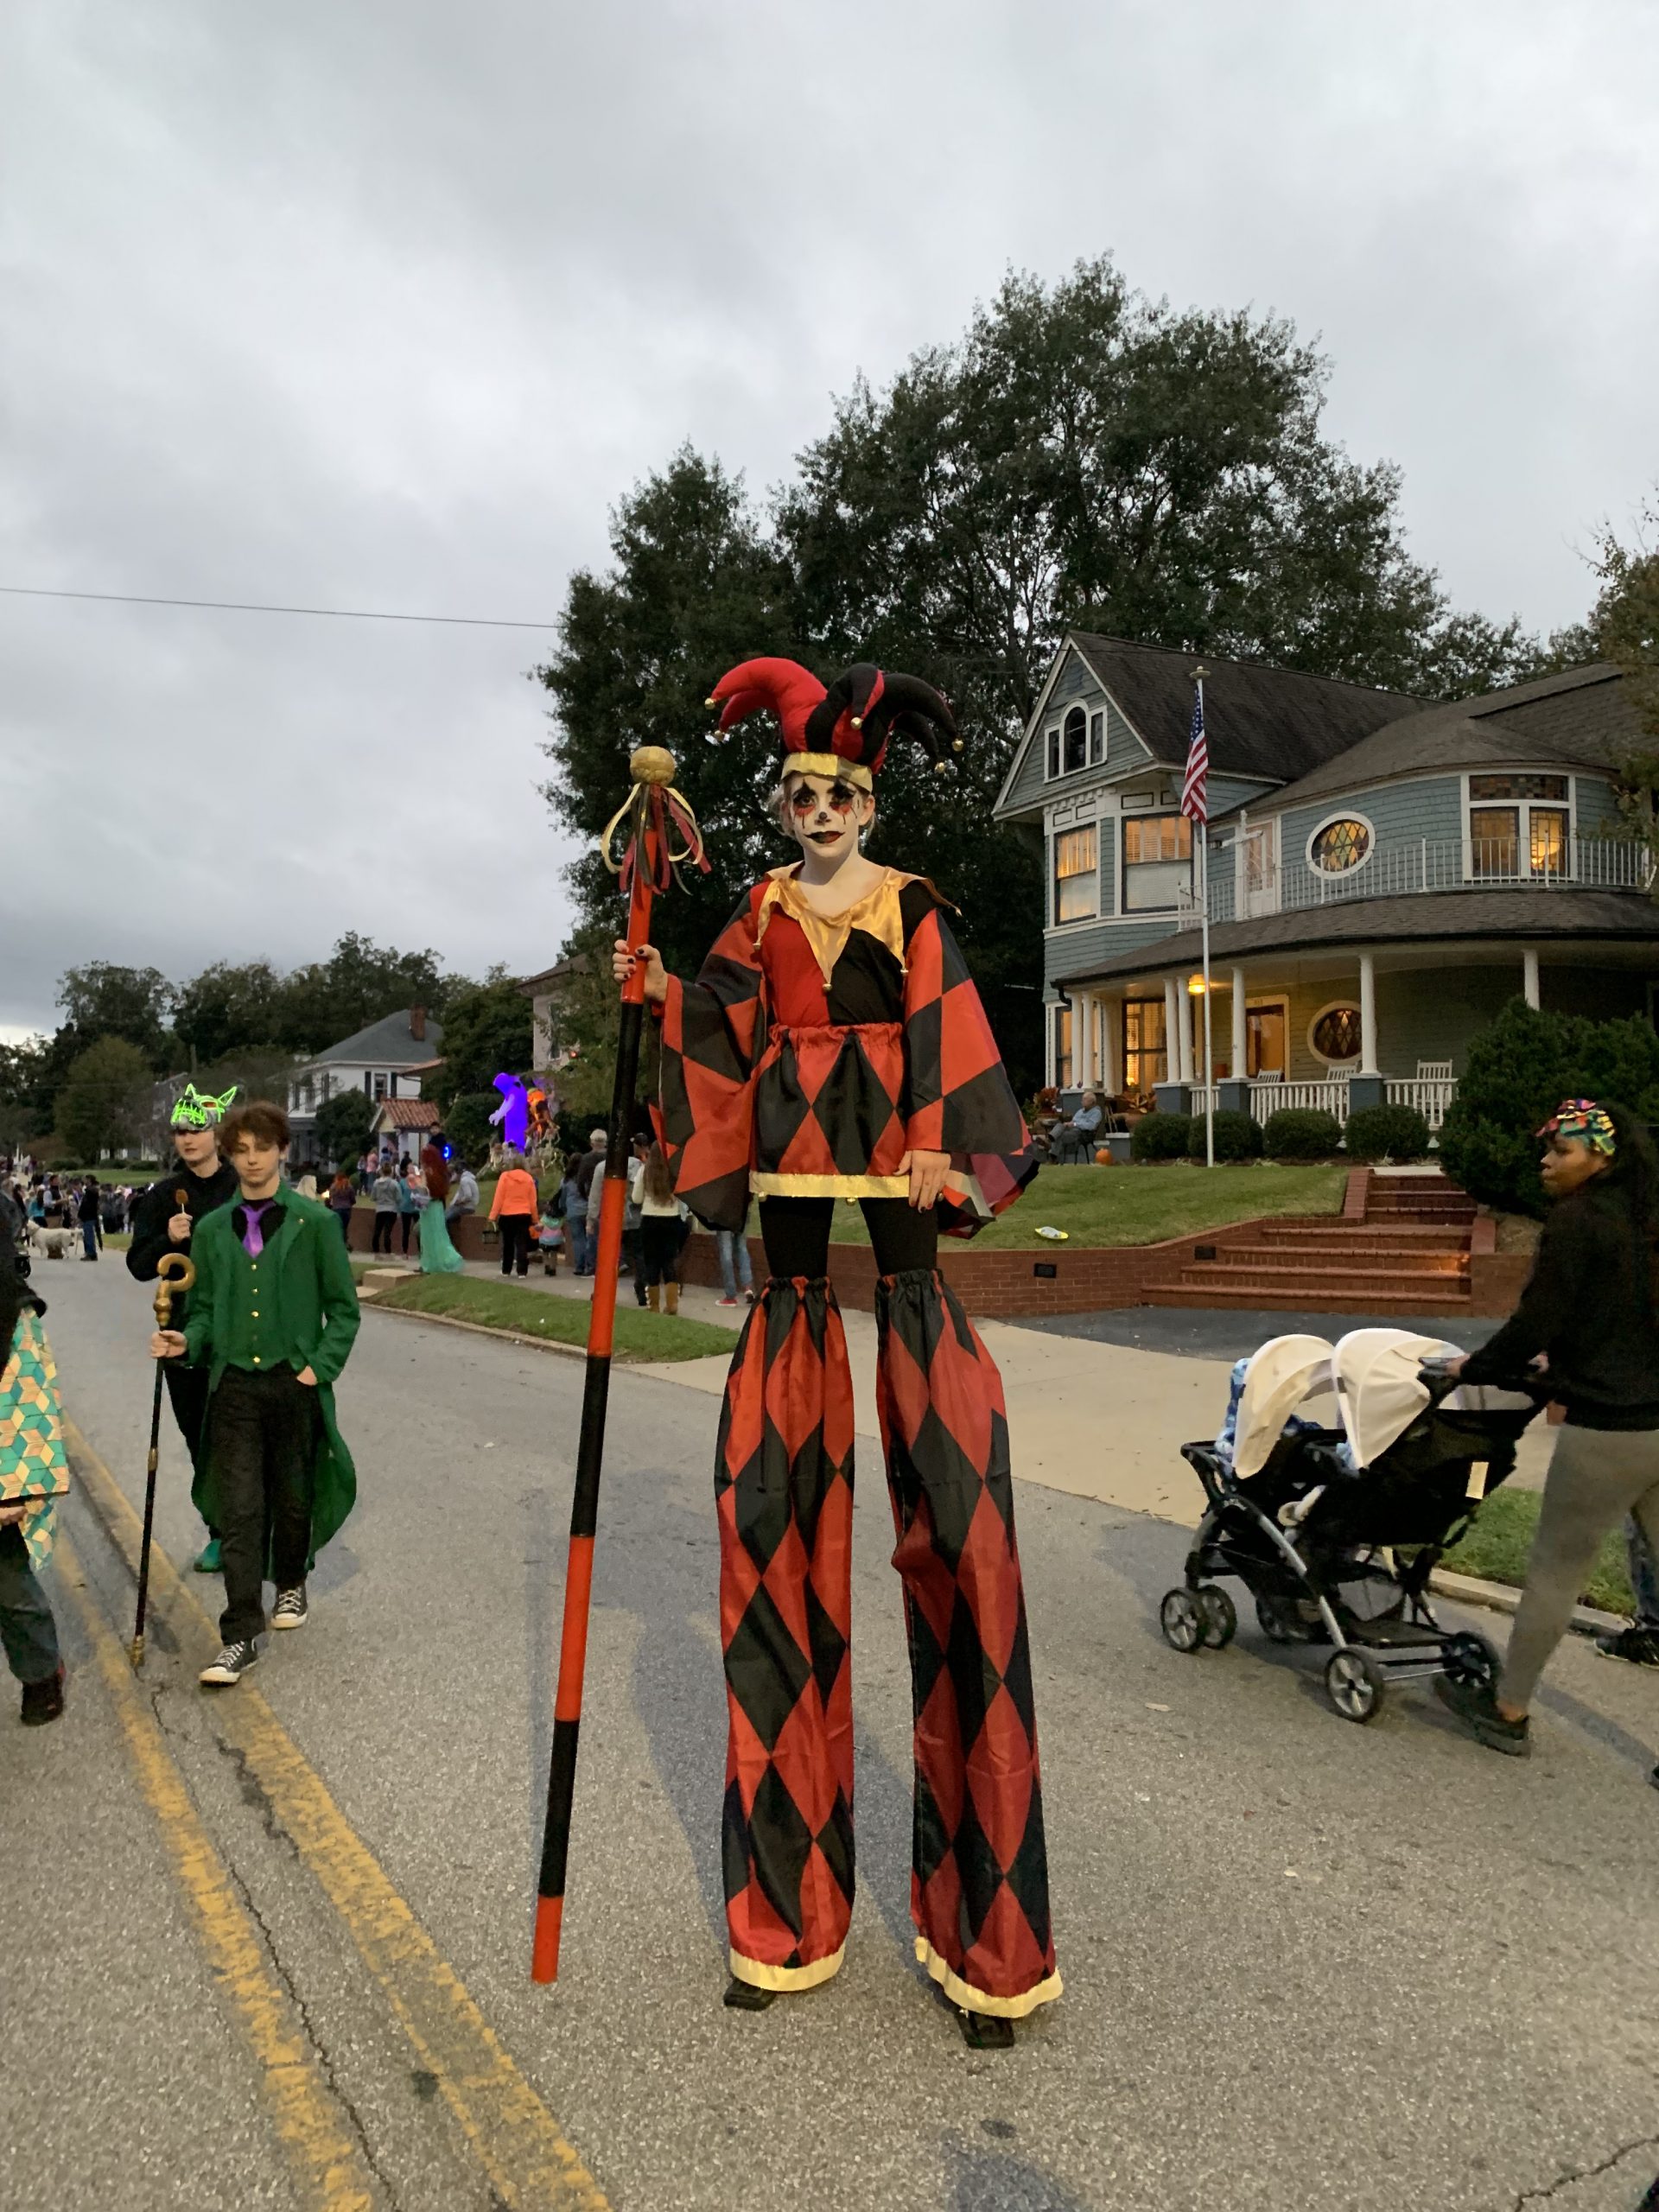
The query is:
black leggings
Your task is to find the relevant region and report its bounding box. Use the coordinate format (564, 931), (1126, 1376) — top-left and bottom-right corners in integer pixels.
(759, 1197), (938, 1280)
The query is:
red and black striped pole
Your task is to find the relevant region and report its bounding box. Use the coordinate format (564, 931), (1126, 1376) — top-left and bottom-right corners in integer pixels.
(532, 744), (706, 1984)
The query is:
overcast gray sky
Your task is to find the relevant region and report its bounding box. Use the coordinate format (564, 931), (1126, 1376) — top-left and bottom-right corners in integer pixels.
(3, 0), (1656, 1039)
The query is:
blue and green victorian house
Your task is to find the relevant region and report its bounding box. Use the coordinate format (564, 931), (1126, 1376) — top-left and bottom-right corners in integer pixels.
(993, 636), (1658, 1128)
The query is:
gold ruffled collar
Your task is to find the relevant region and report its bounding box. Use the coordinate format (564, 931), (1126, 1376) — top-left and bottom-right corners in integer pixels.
(756, 865), (912, 988)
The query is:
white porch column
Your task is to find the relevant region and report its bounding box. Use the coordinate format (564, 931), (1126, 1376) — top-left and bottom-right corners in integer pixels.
(1102, 994), (1121, 1095)
(1178, 981), (1196, 1085)
(1358, 953), (1380, 1076)
(1522, 948), (1540, 1009)
(1163, 978), (1181, 1087)
(1231, 965), (1248, 1082)
(1082, 991), (1100, 1086)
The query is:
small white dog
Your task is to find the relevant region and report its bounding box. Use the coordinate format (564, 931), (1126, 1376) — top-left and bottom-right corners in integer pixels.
(28, 1224), (75, 1260)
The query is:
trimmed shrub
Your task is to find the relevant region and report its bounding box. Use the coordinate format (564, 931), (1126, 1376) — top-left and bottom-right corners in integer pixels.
(1130, 1111), (1193, 1162)
(1439, 998), (1659, 1215)
(1344, 1103), (1432, 1163)
(444, 1091), (502, 1168)
(1185, 1108), (1264, 1162)
(1262, 1107), (1343, 1161)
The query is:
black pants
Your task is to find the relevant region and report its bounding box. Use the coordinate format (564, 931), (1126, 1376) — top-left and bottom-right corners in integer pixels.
(331, 1207), (353, 1243)
(639, 1214), (683, 1287)
(621, 1225), (647, 1304)
(400, 1212), (416, 1254)
(759, 1196), (938, 1277)
(372, 1210), (397, 1254)
(207, 1364), (321, 1643)
(498, 1213), (533, 1275)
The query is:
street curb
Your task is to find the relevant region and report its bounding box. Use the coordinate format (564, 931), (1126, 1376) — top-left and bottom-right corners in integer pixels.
(1427, 1566), (1628, 1641)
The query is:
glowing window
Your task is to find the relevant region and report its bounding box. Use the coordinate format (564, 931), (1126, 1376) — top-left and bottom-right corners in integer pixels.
(1308, 817), (1373, 874)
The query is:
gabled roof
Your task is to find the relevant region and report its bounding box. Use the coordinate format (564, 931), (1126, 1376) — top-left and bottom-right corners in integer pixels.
(1068, 634), (1424, 782)
(307, 1008), (444, 1067)
(372, 1100), (441, 1130)
(1255, 664), (1639, 813)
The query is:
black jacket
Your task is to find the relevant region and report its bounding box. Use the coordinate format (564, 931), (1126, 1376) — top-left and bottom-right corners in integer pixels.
(1462, 1182), (1659, 1430)
(126, 1156), (241, 1321)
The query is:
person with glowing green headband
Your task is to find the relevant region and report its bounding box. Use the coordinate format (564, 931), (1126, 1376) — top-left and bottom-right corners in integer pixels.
(126, 1084), (243, 1573)
(1437, 1095), (1659, 1774)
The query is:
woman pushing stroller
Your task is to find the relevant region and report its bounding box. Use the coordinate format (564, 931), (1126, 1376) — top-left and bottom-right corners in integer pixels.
(1435, 1099), (1659, 1764)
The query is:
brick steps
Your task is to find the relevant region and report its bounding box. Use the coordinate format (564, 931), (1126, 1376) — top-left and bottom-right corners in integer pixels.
(1142, 1168), (1478, 1311)
(1147, 1283), (1472, 1313)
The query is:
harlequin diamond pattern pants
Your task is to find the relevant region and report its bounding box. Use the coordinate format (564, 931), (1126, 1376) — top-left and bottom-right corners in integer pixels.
(715, 1269), (1058, 2017)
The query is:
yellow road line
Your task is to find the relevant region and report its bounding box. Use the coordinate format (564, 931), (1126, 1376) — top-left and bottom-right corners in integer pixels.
(55, 1528), (379, 2212)
(65, 1419), (609, 2212)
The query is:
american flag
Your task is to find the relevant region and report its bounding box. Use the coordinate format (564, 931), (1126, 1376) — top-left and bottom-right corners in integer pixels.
(1179, 684), (1208, 824)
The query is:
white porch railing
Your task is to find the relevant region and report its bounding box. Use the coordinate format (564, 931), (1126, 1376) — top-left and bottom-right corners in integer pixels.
(1387, 1077), (1458, 1130)
(1181, 1076), (1459, 1132)
(1195, 834), (1653, 926)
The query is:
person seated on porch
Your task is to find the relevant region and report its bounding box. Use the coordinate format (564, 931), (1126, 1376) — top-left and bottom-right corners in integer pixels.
(1053, 1091), (1104, 1162)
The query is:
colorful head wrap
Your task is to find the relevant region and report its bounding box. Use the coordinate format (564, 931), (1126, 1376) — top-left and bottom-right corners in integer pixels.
(1536, 1097), (1617, 1156)
(170, 1083), (238, 1131)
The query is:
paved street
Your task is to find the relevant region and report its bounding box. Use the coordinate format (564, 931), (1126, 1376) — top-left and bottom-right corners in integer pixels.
(4, 1258), (1658, 2212)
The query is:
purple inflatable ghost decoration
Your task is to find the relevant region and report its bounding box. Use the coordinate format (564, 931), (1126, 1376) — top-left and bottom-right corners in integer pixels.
(490, 1072), (530, 1151)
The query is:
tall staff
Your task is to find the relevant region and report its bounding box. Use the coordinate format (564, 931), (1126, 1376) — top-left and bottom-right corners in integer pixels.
(532, 744), (706, 1985)
(131, 1249), (194, 1667)
(1182, 671), (1214, 1167)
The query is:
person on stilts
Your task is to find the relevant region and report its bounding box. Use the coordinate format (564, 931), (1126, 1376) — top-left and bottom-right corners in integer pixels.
(614, 656), (1058, 2046)
(150, 1099), (360, 1688)
(127, 1084), (241, 1573)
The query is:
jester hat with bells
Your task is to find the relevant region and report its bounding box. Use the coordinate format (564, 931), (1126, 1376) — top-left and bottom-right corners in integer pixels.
(706, 657), (964, 794)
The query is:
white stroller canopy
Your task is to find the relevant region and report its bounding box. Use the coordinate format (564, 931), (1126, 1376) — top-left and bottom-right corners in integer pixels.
(1232, 1335), (1337, 1478)
(1332, 1329), (1462, 1470)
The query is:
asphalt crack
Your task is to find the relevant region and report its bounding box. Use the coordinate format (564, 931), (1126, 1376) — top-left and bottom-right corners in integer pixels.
(206, 1764), (404, 2211)
(1513, 2135), (1659, 2207)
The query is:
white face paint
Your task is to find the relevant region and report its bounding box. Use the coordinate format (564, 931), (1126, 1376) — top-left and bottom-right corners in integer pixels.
(783, 771), (874, 868)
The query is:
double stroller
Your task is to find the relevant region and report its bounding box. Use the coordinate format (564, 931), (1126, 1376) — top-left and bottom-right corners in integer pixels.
(1160, 1330), (1543, 1723)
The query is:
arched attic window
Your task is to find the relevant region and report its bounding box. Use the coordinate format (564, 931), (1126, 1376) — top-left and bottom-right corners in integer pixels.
(1063, 705), (1087, 774)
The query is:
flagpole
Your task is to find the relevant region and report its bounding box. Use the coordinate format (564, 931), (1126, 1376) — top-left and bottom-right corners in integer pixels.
(1195, 671), (1215, 1168)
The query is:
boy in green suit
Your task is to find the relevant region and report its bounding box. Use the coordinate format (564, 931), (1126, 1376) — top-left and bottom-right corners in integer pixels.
(151, 1099), (360, 1688)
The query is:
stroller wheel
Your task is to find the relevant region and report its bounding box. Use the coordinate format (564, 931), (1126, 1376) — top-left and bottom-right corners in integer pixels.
(1325, 1649), (1387, 1725)
(1160, 1589), (1206, 1653)
(1442, 1630), (1501, 1691)
(1198, 1586), (1236, 1649)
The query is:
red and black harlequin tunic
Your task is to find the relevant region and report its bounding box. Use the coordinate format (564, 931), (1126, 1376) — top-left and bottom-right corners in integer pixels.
(655, 865), (1039, 1230)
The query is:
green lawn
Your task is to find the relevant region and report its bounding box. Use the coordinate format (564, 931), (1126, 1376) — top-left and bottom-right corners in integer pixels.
(823, 1162), (1348, 1249)
(1442, 1487), (1635, 1615)
(360, 1270), (738, 1363)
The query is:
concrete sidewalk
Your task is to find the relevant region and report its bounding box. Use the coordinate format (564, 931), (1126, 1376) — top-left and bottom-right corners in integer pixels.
(377, 1254), (1554, 1517)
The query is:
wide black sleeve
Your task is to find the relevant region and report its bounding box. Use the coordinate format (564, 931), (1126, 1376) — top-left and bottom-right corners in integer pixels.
(126, 1178), (180, 1284)
(1460, 1205), (1586, 1385)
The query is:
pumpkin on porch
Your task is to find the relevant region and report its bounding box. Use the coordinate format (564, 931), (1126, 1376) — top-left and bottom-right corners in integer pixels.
(1094, 1147), (1116, 1166)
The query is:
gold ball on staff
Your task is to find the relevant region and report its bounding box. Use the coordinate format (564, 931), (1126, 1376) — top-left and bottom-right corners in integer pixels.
(630, 745), (677, 785)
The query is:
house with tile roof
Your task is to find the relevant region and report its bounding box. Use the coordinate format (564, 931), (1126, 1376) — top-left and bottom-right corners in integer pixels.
(285, 1006), (444, 1160)
(993, 636), (1657, 1128)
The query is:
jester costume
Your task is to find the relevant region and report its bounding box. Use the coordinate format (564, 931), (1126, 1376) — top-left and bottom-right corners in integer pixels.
(656, 658), (1058, 2024)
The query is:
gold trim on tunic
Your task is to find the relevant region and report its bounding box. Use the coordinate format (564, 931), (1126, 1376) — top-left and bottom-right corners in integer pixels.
(755, 865), (912, 988)
(749, 1172), (910, 1201)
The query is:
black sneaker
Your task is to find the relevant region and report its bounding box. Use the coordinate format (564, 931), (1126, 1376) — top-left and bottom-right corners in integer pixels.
(1433, 1671), (1530, 1756)
(270, 1586), (308, 1631)
(200, 1639), (260, 1687)
(20, 1665), (65, 1726)
(1595, 1624), (1659, 1668)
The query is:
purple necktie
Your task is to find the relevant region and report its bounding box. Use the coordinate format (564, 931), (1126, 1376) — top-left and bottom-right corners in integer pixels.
(241, 1202), (275, 1258)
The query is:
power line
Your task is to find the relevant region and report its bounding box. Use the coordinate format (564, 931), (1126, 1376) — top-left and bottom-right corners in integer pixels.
(0, 583), (559, 631)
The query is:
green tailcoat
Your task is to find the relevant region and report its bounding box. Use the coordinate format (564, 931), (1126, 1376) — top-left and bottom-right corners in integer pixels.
(182, 1190), (361, 1554)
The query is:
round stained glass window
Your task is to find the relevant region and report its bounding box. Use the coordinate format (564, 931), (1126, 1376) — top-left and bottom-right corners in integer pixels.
(1311, 1006), (1363, 1064)
(1308, 817), (1373, 874)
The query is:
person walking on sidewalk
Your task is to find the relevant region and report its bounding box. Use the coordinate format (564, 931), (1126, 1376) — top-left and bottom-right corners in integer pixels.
(397, 1165), (423, 1256)
(491, 1149), (539, 1278)
(1436, 1099), (1659, 1766)
(370, 1163), (401, 1255)
(128, 1086), (242, 1574)
(634, 1142), (685, 1312)
(0, 1204), (67, 1725)
(570, 1130), (606, 1275)
(1599, 1515), (1659, 1666)
(714, 1199), (754, 1307)
(77, 1175), (102, 1260)
(416, 1145), (465, 1275)
(150, 1099), (361, 1690)
(326, 1169), (356, 1243)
